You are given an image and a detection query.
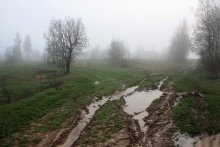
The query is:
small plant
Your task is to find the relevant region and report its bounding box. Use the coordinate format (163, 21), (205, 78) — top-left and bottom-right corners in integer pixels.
(0, 75), (11, 103)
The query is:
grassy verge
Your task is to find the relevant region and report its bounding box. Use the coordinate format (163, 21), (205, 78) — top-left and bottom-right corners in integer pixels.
(172, 71), (220, 135)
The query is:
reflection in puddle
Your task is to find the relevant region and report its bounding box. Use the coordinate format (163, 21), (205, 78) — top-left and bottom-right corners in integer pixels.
(122, 89), (163, 142)
(122, 78), (167, 143)
(123, 90), (163, 115)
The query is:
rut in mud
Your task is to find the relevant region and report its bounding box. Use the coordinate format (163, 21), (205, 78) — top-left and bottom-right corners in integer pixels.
(143, 84), (220, 147)
(52, 85), (139, 147)
(51, 77), (220, 147)
(122, 78), (167, 145)
(52, 78), (168, 147)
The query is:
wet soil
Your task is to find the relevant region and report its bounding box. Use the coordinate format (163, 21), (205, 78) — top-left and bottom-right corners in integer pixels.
(74, 100), (144, 147)
(41, 78), (219, 147)
(143, 92), (178, 147)
(72, 78), (168, 147)
(51, 86), (139, 147)
(143, 84), (220, 147)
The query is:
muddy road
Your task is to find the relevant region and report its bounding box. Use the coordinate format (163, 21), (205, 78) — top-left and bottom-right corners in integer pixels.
(46, 78), (219, 147)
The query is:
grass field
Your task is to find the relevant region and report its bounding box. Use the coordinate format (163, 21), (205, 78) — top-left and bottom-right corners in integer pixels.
(172, 71), (220, 135)
(1, 60), (219, 146)
(79, 99), (126, 145)
(0, 62), (58, 104)
(0, 60), (163, 146)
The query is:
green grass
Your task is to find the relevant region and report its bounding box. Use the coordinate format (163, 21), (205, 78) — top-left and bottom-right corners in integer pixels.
(172, 72), (220, 95)
(0, 60), (162, 146)
(81, 99), (126, 144)
(173, 96), (204, 135)
(172, 71), (220, 135)
(138, 73), (165, 90)
(0, 62), (58, 103)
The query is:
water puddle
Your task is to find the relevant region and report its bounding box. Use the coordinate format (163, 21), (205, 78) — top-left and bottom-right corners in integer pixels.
(123, 90), (163, 115)
(94, 81), (100, 85)
(58, 78), (167, 147)
(132, 111), (149, 133)
(58, 85), (138, 147)
(122, 78), (167, 142)
(173, 132), (220, 147)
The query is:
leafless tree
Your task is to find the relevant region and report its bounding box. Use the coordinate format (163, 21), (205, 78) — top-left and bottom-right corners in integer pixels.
(90, 44), (100, 60)
(0, 63), (11, 103)
(108, 39), (129, 67)
(168, 20), (191, 63)
(12, 33), (22, 62)
(193, 0), (220, 77)
(5, 33), (23, 64)
(45, 17), (88, 74)
(23, 35), (32, 60)
(5, 47), (13, 64)
(0, 76), (10, 103)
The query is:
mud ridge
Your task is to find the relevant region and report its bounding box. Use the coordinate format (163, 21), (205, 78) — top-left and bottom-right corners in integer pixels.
(73, 103), (108, 147)
(51, 115), (81, 147)
(74, 99), (144, 146)
(143, 92), (178, 147)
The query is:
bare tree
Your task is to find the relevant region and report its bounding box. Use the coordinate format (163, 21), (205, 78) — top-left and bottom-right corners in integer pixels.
(5, 47), (13, 64)
(23, 35), (32, 60)
(168, 20), (191, 63)
(90, 44), (100, 60)
(0, 64), (11, 103)
(193, 0), (220, 77)
(4, 33), (23, 64)
(45, 17), (88, 74)
(0, 75), (10, 103)
(12, 33), (22, 62)
(108, 39), (129, 67)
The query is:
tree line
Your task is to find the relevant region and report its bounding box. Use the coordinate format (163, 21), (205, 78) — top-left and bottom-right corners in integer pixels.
(45, 0), (220, 77)
(5, 33), (33, 63)
(193, 0), (220, 78)
(169, 0), (220, 77)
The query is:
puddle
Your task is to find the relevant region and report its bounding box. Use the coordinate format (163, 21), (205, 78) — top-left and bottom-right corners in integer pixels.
(173, 132), (198, 147)
(58, 78), (167, 147)
(123, 90), (163, 115)
(133, 111), (149, 133)
(157, 77), (168, 89)
(94, 81), (100, 85)
(122, 78), (167, 143)
(58, 97), (108, 147)
(196, 134), (220, 147)
(58, 86), (138, 147)
(122, 86), (138, 96)
(173, 132), (220, 147)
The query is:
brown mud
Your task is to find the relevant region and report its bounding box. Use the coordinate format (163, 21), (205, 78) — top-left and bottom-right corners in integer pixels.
(73, 78), (168, 147)
(143, 83), (220, 147)
(74, 100), (144, 147)
(38, 78), (219, 147)
(50, 86), (139, 147)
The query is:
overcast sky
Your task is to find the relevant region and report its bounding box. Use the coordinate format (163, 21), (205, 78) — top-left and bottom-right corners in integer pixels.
(0, 0), (198, 55)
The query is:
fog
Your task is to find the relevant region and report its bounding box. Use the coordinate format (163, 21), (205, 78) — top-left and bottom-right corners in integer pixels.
(0, 0), (197, 57)
(1, 1), (220, 146)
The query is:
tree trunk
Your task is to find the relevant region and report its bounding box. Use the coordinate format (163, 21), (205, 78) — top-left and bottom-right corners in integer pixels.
(0, 78), (11, 103)
(65, 60), (71, 74)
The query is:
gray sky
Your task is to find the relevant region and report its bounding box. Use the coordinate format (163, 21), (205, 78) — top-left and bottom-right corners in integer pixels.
(0, 0), (197, 55)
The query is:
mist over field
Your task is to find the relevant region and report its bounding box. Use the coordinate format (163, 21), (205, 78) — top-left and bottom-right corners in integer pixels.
(0, 0), (220, 147)
(0, 0), (198, 59)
